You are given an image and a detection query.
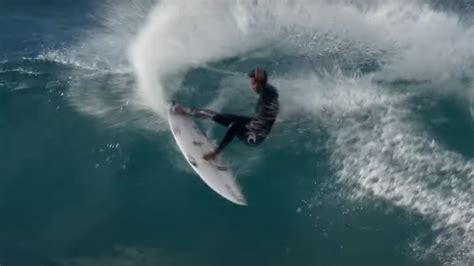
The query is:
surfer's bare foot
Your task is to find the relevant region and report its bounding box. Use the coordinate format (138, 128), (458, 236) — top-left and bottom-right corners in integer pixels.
(203, 151), (218, 161)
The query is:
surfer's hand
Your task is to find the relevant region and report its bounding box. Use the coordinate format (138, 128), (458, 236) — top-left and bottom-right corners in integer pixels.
(203, 151), (218, 161)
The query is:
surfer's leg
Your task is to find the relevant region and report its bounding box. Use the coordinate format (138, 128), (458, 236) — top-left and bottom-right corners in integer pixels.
(216, 121), (263, 152)
(215, 122), (241, 152)
(237, 126), (266, 147)
(212, 114), (251, 127)
(189, 107), (252, 127)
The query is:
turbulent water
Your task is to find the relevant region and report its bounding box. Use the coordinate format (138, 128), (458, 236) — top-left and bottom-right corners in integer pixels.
(1, 0), (474, 265)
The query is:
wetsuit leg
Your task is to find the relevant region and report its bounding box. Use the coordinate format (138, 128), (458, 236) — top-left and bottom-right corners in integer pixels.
(215, 122), (240, 152)
(212, 115), (251, 152)
(196, 111), (262, 152)
(212, 114), (251, 127)
(213, 114), (268, 149)
(237, 129), (265, 147)
(191, 108), (251, 126)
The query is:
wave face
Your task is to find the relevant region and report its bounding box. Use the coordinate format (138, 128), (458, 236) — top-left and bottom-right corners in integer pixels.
(1, 0), (473, 265)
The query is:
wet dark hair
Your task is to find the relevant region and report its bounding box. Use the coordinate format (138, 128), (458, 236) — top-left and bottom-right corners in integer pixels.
(248, 67), (267, 84)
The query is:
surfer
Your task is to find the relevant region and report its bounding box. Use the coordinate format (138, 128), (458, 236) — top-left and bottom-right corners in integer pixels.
(175, 67), (279, 160)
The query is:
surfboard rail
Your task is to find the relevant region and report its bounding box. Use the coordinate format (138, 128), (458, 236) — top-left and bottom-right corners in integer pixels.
(168, 104), (247, 206)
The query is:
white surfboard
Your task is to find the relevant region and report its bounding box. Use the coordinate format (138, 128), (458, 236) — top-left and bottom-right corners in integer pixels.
(168, 104), (247, 206)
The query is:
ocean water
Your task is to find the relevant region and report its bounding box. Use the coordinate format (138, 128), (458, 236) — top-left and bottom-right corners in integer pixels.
(1, 0), (474, 265)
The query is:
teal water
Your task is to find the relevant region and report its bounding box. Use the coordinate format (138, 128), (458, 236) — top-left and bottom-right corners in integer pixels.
(1, 1), (474, 266)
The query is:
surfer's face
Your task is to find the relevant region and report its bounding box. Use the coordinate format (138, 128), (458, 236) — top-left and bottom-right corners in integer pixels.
(250, 77), (259, 92)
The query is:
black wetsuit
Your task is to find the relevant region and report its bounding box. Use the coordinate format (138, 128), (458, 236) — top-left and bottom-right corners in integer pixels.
(212, 84), (279, 152)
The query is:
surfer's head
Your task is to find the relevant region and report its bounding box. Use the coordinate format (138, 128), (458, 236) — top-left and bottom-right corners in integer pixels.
(248, 67), (267, 92)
